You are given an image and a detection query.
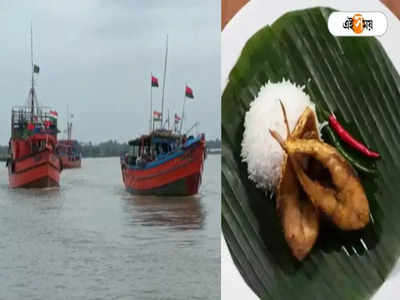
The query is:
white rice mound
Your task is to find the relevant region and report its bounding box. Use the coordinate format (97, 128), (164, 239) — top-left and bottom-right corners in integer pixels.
(241, 80), (318, 191)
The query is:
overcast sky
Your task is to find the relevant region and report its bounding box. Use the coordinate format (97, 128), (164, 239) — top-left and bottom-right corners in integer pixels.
(0, 0), (220, 144)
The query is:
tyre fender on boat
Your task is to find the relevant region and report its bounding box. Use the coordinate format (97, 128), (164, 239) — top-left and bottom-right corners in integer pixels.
(59, 156), (64, 171)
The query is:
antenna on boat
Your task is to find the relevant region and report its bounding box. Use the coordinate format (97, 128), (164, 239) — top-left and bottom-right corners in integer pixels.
(160, 35), (168, 128)
(67, 105), (70, 140)
(179, 82), (187, 135)
(149, 72), (153, 132)
(167, 109), (170, 130)
(30, 21), (35, 119)
(184, 121), (199, 136)
(29, 21), (40, 120)
(69, 120), (72, 141)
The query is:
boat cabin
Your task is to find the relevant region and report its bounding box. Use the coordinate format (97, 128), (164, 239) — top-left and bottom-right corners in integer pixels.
(126, 129), (183, 167)
(10, 106), (58, 160)
(11, 106), (58, 138)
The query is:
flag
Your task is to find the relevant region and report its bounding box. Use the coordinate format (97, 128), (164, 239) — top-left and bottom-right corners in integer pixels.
(49, 110), (58, 118)
(151, 75), (159, 87)
(153, 110), (162, 121)
(33, 64), (40, 73)
(185, 85), (194, 99)
(49, 110), (58, 123)
(44, 120), (52, 128)
(27, 123), (35, 131)
(174, 113), (181, 123)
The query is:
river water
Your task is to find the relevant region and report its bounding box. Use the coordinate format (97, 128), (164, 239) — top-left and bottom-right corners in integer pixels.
(0, 155), (220, 300)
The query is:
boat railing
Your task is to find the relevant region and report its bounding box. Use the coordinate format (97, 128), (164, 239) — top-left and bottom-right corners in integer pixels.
(12, 106), (55, 122)
(11, 106), (58, 138)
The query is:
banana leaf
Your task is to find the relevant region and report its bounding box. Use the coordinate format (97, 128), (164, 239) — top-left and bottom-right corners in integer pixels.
(222, 7), (400, 300)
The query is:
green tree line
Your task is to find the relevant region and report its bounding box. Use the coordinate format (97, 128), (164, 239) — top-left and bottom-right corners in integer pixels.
(79, 140), (129, 158)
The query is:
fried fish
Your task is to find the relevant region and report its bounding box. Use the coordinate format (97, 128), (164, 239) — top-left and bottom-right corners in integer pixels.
(276, 107), (320, 260)
(271, 104), (369, 232)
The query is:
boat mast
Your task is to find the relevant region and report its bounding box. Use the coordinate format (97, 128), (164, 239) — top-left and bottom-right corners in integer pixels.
(160, 35), (168, 127)
(149, 72), (153, 132)
(68, 122), (72, 141)
(184, 121), (199, 136)
(179, 82), (187, 135)
(167, 109), (170, 130)
(30, 23), (35, 120)
(67, 105), (72, 140)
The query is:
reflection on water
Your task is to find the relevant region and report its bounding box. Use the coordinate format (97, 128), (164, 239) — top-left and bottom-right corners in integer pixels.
(0, 156), (220, 300)
(124, 195), (205, 230)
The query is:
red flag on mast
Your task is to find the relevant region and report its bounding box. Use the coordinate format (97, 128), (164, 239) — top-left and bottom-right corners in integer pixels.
(151, 75), (159, 87)
(44, 120), (51, 128)
(185, 85), (194, 99)
(153, 110), (162, 121)
(27, 123), (35, 131)
(174, 113), (181, 123)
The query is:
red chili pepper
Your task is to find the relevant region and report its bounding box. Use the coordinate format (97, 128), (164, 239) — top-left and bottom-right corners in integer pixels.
(328, 115), (380, 159)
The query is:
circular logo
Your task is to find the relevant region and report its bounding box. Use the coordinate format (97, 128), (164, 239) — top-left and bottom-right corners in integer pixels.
(352, 14), (364, 34)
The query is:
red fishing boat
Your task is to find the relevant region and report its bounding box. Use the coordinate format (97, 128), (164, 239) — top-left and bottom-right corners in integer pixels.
(7, 96), (62, 189)
(57, 140), (82, 169)
(57, 113), (82, 169)
(121, 130), (206, 196)
(7, 29), (61, 188)
(120, 37), (206, 196)
(8, 122), (61, 188)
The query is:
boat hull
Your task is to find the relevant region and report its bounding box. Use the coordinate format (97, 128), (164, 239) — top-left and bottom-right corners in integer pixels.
(125, 172), (201, 196)
(60, 155), (81, 169)
(8, 150), (61, 188)
(121, 139), (205, 196)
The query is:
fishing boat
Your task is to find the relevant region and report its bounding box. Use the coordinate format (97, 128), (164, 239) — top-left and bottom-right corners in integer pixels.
(121, 130), (206, 196)
(8, 107), (61, 188)
(7, 28), (61, 188)
(57, 112), (82, 169)
(57, 140), (82, 169)
(120, 37), (206, 196)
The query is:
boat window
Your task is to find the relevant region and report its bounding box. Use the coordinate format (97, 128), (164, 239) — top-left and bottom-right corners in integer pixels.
(161, 143), (168, 154)
(130, 145), (139, 157)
